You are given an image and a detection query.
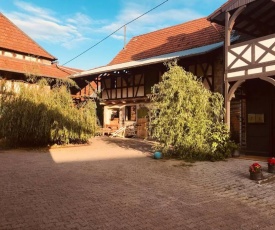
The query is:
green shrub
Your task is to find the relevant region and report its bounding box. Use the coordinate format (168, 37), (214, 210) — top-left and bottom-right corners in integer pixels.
(0, 80), (97, 147)
(149, 62), (233, 161)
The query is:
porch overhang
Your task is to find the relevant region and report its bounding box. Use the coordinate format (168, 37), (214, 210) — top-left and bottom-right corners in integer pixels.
(208, 0), (256, 24)
(208, 0), (275, 37)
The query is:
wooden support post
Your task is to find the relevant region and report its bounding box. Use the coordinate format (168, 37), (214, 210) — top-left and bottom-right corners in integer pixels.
(223, 7), (246, 128)
(224, 11), (231, 128)
(224, 80), (230, 126)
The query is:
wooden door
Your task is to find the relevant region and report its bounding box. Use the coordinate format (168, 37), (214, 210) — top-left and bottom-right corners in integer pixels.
(137, 118), (148, 139)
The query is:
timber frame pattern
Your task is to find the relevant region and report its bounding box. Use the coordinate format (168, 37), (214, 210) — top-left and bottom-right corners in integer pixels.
(209, 0), (275, 126)
(73, 55), (217, 106)
(101, 71), (145, 101)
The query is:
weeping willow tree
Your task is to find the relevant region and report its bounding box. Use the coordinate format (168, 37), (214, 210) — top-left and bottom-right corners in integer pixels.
(149, 62), (233, 161)
(0, 79), (97, 147)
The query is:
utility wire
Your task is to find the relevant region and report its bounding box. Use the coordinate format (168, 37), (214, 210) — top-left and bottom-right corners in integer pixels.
(62, 0), (169, 66)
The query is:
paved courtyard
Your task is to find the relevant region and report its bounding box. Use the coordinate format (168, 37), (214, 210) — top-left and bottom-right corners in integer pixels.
(1, 136), (275, 229)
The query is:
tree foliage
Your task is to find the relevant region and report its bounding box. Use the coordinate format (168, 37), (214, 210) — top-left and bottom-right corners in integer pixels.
(0, 79), (97, 147)
(149, 62), (232, 161)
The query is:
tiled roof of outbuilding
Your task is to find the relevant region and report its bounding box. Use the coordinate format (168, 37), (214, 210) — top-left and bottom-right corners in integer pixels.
(0, 13), (56, 60)
(109, 17), (224, 65)
(0, 55), (79, 79)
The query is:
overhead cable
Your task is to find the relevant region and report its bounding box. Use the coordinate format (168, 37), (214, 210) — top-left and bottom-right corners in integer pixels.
(62, 0), (169, 66)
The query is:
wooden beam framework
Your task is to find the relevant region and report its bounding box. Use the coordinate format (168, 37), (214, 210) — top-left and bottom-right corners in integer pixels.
(227, 33), (275, 80)
(224, 1), (275, 129)
(224, 6), (246, 127)
(101, 72), (145, 101)
(180, 56), (215, 91)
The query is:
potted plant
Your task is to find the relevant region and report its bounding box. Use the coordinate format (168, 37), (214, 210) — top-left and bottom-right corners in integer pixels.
(268, 157), (275, 173)
(249, 163), (263, 180)
(226, 140), (240, 157)
(231, 142), (240, 157)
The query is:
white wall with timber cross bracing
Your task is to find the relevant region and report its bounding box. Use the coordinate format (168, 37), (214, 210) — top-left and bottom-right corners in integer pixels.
(227, 34), (275, 80)
(101, 73), (145, 100)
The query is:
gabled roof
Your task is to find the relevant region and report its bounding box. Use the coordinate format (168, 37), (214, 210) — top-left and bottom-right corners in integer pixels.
(109, 17), (224, 65)
(0, 55), (80, 79)
(0, 13), (56, 60)
(72, 41), (225, 79)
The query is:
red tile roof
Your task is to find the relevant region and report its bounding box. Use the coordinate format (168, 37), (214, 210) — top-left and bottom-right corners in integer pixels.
(0, 55), (79, 79)
(109, 17), (224, 65)
(0, 13), (56, 60)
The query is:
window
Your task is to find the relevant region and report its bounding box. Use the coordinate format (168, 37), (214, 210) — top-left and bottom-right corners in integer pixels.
(125, 106), (136, 121)
(111, 109), (119, 120)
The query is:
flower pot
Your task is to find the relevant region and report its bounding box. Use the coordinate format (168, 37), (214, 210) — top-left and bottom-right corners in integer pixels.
(250, 172), (263, 180)
(268, 164), (275, 173)
(232, 149), (240, 158)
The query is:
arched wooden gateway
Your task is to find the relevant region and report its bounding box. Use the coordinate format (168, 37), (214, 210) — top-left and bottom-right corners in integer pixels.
(209, 0), (275, 156)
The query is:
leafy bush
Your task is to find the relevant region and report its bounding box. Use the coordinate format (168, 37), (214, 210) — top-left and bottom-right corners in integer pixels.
(149, 62), (233, 161)
(0, 79), (97, 147)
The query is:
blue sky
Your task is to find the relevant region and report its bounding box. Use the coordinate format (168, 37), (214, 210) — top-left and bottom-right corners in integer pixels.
(0, 0), (226, 70)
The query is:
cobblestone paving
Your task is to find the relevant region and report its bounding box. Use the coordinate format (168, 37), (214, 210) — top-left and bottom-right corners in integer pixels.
(1, 136), (275, 229)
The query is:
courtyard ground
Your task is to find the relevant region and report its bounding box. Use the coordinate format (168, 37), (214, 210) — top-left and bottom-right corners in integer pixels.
(1, 136), (275, 229)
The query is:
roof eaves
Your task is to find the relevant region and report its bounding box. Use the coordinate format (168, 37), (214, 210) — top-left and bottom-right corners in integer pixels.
(208, 0), (257, 23)
(208, 0), (236, 22)
(0, 66), (60, 79)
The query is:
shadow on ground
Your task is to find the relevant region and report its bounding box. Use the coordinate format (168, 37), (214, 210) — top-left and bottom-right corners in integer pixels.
(97, 136), (154, 154)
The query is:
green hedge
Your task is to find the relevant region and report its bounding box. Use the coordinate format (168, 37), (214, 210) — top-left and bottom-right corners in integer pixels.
(0, 80), (97, 147)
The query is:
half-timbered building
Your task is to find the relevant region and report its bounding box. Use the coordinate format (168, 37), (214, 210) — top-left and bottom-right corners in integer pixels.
(0, 13), (80, 90)
(208, 0), (275, 156)
(72, 18), (227, 137)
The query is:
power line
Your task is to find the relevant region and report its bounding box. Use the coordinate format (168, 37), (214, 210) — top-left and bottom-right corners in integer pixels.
(62, 0), (169, 66)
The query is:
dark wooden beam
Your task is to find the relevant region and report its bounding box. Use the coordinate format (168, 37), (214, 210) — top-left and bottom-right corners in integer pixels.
(229, 6), (246, 30)
(224, 11), (231, 126)
(228, 44), (252, 70)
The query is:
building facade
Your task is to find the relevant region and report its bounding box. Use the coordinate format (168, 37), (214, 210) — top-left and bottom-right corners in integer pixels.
(209, 0), (275, 156)
(72, 18), (226, 137)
